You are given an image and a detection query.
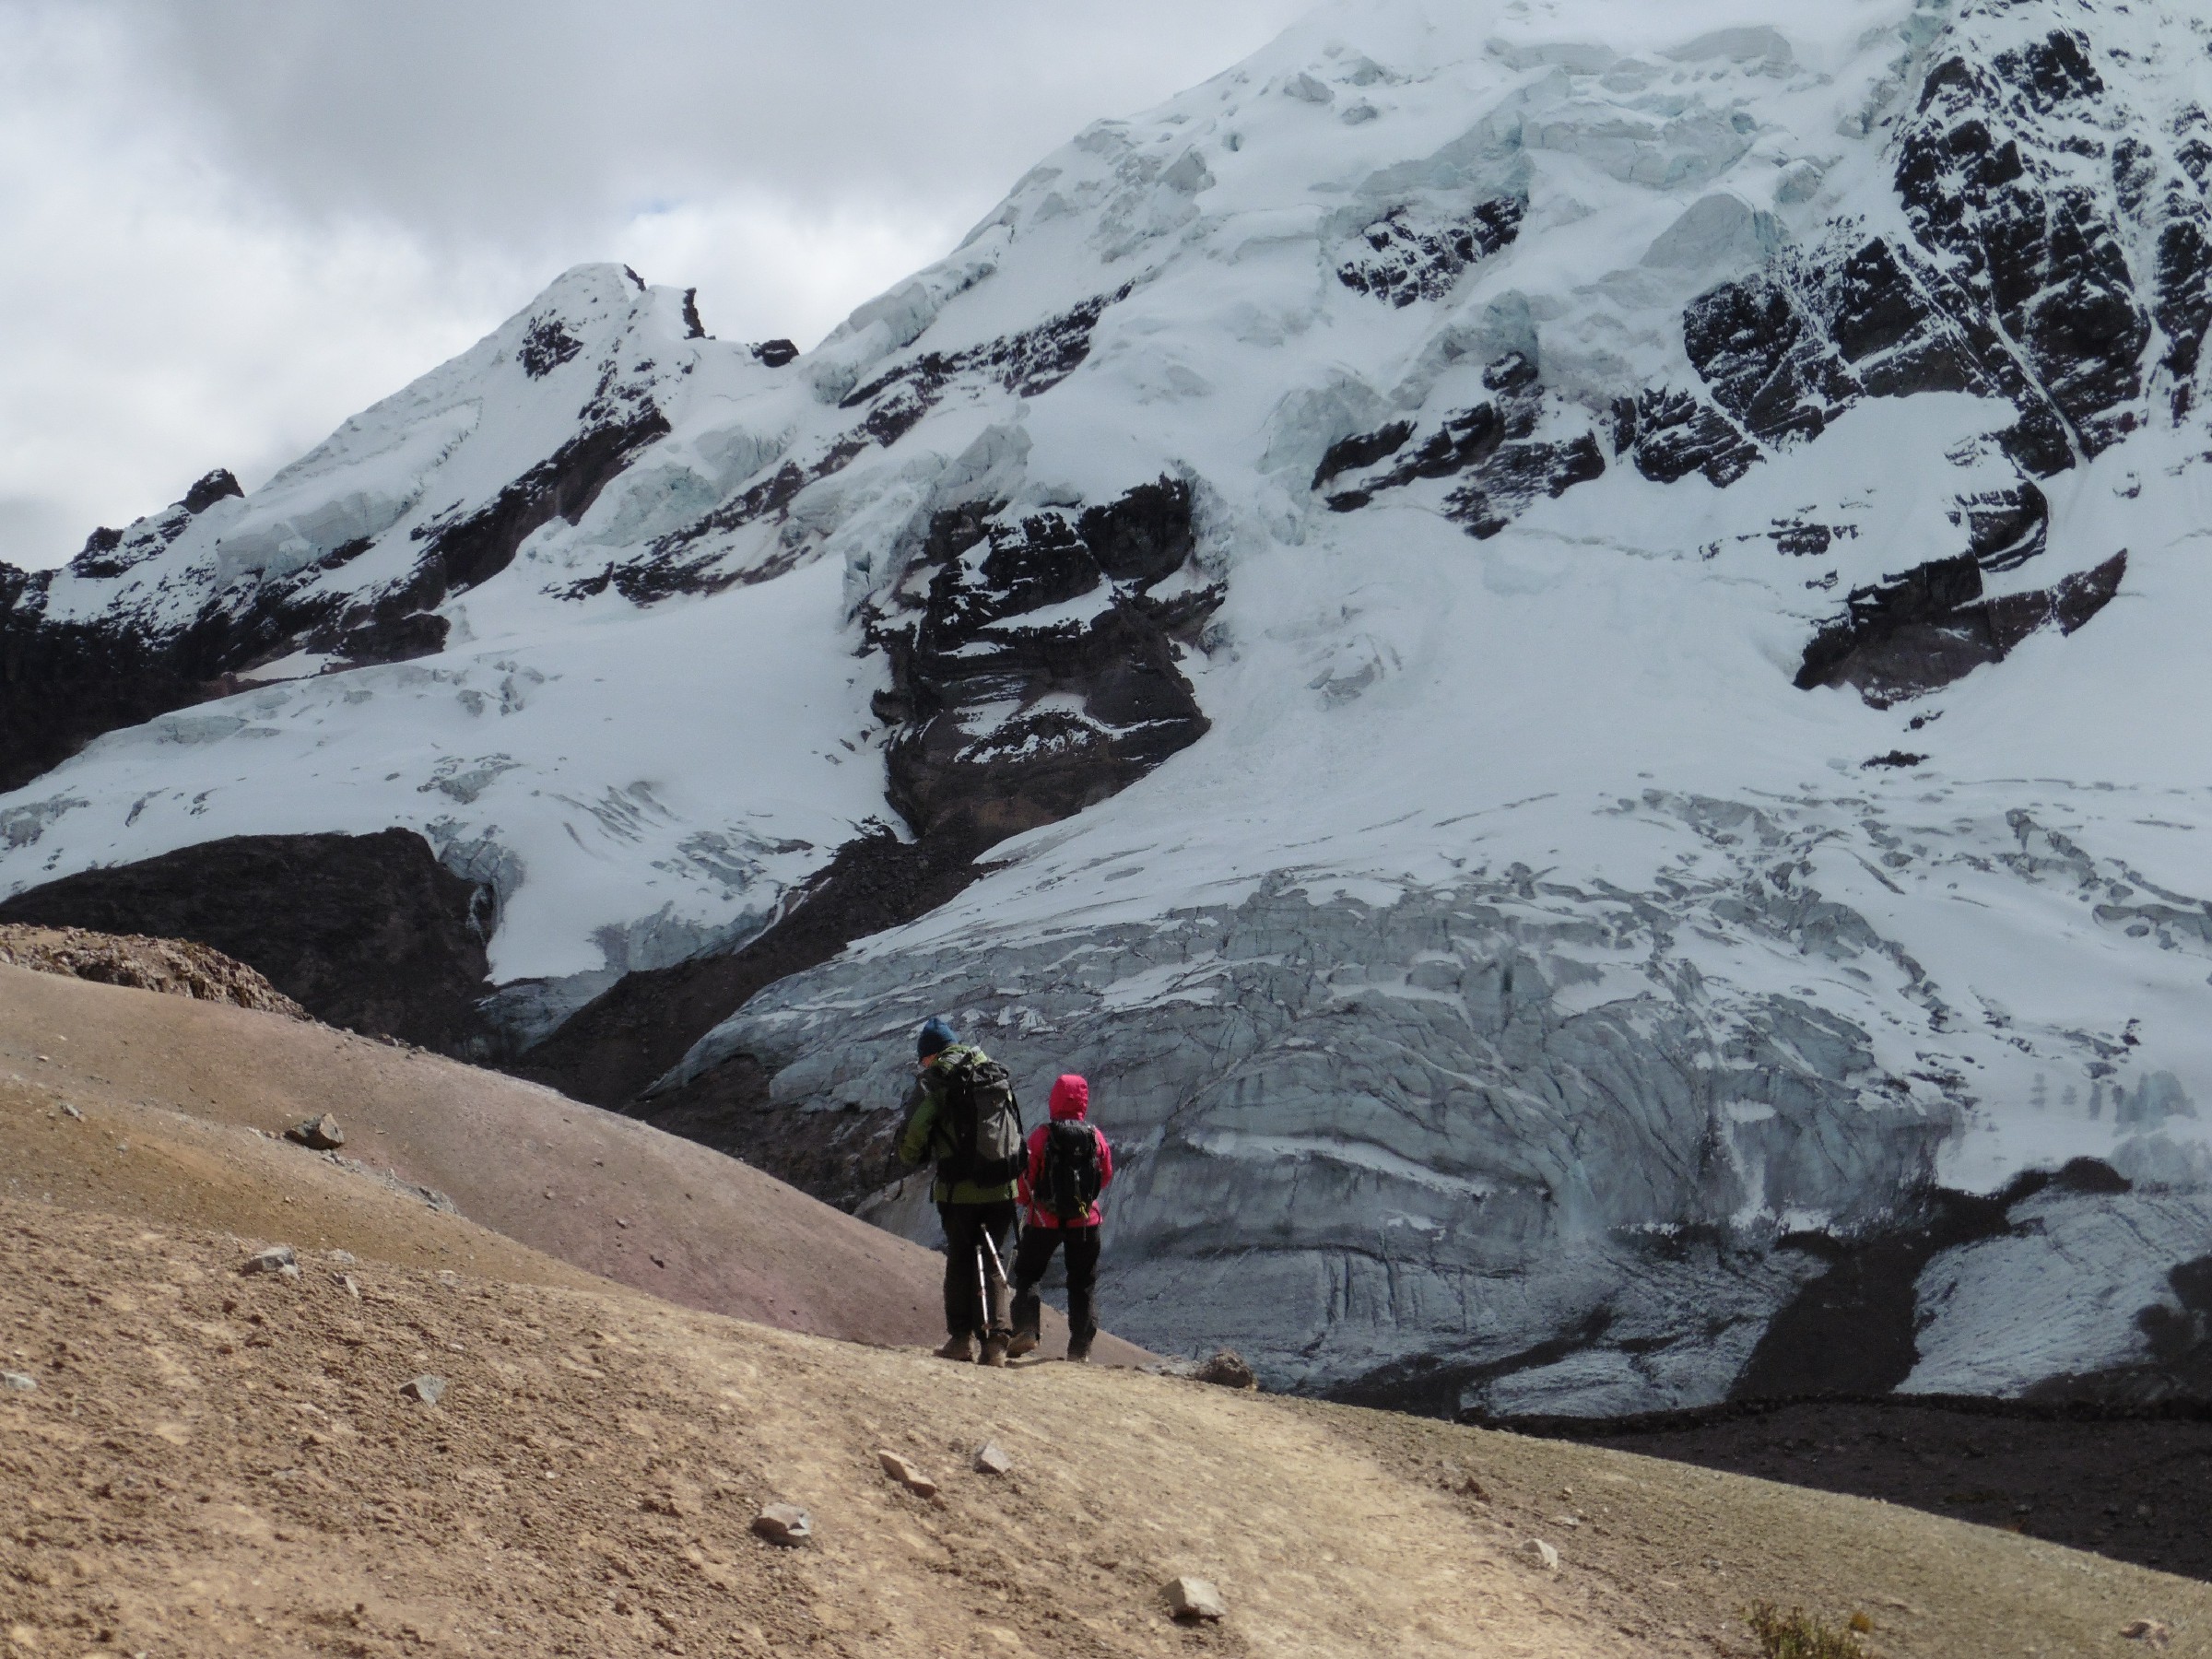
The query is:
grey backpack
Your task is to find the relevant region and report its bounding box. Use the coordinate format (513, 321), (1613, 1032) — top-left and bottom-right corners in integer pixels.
(936, 1049), (1025, 1185)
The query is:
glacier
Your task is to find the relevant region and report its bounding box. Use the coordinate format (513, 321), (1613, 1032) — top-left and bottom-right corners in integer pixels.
(7, 0), (2212, 1412)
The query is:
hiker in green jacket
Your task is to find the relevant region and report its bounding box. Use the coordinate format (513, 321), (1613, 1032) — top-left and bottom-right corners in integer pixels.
(898, 1017), (1022, 1366)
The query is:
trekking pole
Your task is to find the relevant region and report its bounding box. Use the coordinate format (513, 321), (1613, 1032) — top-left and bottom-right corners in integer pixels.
(978, 1229), (1012, 1340)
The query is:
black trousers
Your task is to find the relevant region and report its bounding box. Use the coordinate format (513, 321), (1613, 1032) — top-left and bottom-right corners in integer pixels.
(1011, 1223), (1100, 1347)
(938, 1201), (1017, 1341)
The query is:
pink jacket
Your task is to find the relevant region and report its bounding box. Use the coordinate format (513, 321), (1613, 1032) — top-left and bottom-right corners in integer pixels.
(1017, 1074), (1113, 1229)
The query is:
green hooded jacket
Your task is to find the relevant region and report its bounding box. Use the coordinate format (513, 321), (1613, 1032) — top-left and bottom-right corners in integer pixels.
(897, 1043), (1019, 1206)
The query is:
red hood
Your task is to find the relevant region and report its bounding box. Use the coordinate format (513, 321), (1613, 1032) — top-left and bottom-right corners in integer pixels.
(1048, 1074), (1089, 1120)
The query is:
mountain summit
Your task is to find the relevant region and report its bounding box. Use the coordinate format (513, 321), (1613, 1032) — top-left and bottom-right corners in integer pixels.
(6, 0), (2212, 1413)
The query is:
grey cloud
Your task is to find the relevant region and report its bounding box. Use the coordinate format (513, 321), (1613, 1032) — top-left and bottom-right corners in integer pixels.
(107, 1), (1311, 252)
(0, 0), (1312, 567)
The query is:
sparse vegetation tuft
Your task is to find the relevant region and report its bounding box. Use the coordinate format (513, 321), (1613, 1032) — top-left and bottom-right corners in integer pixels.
(1746, 1601), (1868, 1659)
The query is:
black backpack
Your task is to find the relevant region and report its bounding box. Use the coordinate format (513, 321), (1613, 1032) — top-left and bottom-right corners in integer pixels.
(935, 1048), (1025, 1185)
(1040, 1119), (1104, 1222)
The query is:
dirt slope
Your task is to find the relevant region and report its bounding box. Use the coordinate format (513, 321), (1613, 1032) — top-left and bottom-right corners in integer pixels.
(4, 1195), (2206, 1659)
(0, 961), (1141, 1364)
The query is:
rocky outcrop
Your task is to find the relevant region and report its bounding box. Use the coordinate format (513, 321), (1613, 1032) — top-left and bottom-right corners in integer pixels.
(1320, 365), (1607, 536)
(0, 923), (307, 1018)
(868, 479), (1218, 845)
(1335, 195), (1526, 305)
(0, 830), (492, 1053)
(413, 408), (669, 597)
(1795, 549), (2126, 704)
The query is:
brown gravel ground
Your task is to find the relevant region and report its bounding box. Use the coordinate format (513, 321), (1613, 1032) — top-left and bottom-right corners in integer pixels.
(5, 1191), (2210, 1659)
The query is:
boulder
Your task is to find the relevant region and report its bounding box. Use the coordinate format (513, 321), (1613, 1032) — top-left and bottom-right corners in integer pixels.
(1164, 1577), (1226, 1622)
(1522, 1538), (1560, 1571)
(240, 1244), (297, 1276)
(288, 1113), (345, 1150)
(400, 1374), (446, 1405)
(1194, 1349), (1258, 1390)
(752, 1504), (812, 1547)
(973, 1441), (1013, 1476)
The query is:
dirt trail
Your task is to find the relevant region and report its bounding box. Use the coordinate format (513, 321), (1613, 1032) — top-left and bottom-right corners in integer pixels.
(0, 961), (1140, 1364)
(4, 1195), (2206, 1659)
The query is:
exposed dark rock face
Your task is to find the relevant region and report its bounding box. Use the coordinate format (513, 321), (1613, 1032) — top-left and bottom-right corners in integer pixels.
(180, 469), (243, 514)
(1818, 237), (1987, 397)
(841, 282), (1135, 414)
(516, 315), (584, 379)
(1796, 548), (2126, 705)
(1445, 431), (1606, 537)
(641, 1051), (907, 1213)
(1683, 276), (1858, 447)
(750, 338), (798, 368)
(415, 407), (670, 596)
(0, 449), (371, 789)
(1312, 421), (1413, 489)
(1622, 388), (1762, 488)
(1335, 195), (1526, 304)
(679, 288), (709, 339)
(1897, 33), (2152, 458)
(1320, 367), (1606, 535)
(1954, 479), (2050, 571)
(1733, 1159), (2133, 1399)
(0, 570), (219, 794)
(0, 829), (493, 1054)
(868, 477), (1218, 846)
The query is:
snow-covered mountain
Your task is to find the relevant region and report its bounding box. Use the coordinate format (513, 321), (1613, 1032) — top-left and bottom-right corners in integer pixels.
(8, 0), (2212, 1413)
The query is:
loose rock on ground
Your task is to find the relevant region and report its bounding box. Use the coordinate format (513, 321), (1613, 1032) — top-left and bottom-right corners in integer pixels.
(752, 1504), (812, 1547)
(1165, 1576), (1227, 1622)
(288, 1112), (345, 1149)
(877, 1449), (939, 1498)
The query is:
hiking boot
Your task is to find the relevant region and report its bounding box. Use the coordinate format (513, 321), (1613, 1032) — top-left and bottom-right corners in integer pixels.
(935, 1334), (977, 1363)
(1065, 1338), (1092, 1364)
(1006, 1328), (1040, 1359)
(979, 1333), (1010, 1368)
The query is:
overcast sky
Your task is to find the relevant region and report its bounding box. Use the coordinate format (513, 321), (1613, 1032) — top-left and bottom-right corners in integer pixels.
(0, 0), (1311, 570)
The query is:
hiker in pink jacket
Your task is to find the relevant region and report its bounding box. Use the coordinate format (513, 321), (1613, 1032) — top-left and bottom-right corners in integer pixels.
(1007, 1074), (1113, 1361)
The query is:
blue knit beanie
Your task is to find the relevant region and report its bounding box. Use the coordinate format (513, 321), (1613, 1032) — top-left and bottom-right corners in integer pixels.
(917, 1017), (958, 1058)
